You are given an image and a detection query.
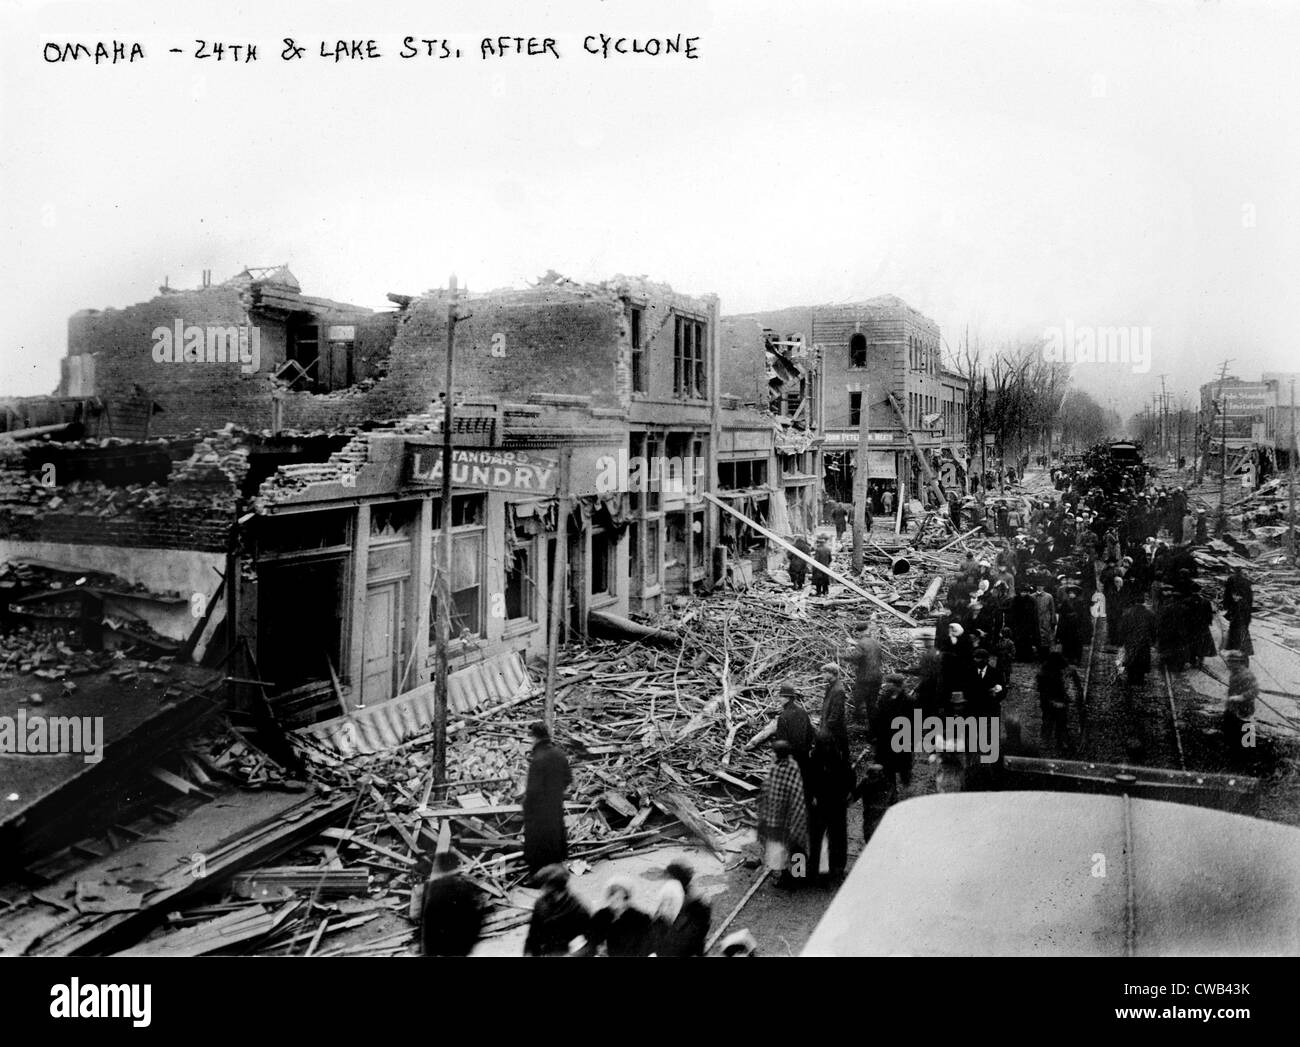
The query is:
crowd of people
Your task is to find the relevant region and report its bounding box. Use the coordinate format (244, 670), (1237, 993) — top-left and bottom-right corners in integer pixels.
(748, 442), (1263, 893)
(420, 445), (1263, 954)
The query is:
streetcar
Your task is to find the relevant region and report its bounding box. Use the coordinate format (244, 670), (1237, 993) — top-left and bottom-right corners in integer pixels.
(801, 791), (1300, 956)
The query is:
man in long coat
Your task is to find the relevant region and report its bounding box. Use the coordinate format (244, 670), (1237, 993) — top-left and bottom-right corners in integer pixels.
(523, 721), (571, 875)
(1224, 567), (1255, 662)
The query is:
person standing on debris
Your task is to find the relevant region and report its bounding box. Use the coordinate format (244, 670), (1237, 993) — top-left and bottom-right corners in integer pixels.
(882, 487), (895, 517)
(523, 721), (572, 875)
(1223, 567), (1254, 664)
(788, 534), (812, 590)
(812, 535), (834, 595)
(420, 852), (485, 957)
(757, 740), (811, 889)
(524, 864), (590, 957)
(580, 877), (652, 957)
(819, 662), (850, 758)
(806, 728), (854, 884)
(830, 502), (849, 546)
(848, 620), (883, 722)
(664, 860), (712, 956)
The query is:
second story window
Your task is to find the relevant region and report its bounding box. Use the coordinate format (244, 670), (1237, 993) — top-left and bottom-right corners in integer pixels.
(630, 306), (645, 393)
(674, 315), (707, 399)
(849, 391), (863, 426)
(850, 333), (867, 368)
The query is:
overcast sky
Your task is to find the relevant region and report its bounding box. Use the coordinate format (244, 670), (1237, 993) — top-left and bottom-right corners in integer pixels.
(3, 0), (1298, 417)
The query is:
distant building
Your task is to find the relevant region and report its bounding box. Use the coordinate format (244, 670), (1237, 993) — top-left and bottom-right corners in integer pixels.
(728, 295), (969, 516)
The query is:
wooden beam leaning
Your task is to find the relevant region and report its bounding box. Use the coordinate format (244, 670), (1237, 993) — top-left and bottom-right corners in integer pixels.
(701, 492), (918, 626)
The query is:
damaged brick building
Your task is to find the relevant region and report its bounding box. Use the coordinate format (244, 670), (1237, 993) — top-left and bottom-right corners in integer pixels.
(731, 294), (970, 516)
(3, 269), (949, 777)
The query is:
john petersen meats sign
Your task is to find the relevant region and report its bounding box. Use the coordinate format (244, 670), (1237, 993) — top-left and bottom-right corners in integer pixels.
(406, 444), (559, 495)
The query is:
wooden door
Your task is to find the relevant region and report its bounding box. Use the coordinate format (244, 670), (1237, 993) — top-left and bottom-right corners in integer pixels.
(362, 582), (399, 705)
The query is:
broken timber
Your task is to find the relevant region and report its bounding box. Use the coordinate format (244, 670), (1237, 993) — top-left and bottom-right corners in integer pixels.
(702, 492), (918, 626)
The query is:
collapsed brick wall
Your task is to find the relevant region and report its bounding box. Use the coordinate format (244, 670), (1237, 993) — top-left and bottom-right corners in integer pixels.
(361, 283), (628, 420)
(64, 286), (397, 437)
(0, 435), (245, 553)
(66, 286), (277, 436)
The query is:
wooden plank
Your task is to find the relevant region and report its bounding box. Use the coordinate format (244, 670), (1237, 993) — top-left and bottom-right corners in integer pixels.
(320, 828), (418, 867)
(703, 493), (918, 626)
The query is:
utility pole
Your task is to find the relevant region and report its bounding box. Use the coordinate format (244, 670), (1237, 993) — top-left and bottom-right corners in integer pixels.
(1290, 378), (1297, 564)
(433, 275), (459, 784)
(979, 375), (988, 490)
(1216, 359), (1233, 535)
(1158, 375), (1168, 459)
(1176, 401), (1184, 472)
(544, 449), (572, 732)
(852, 381), (870, 572)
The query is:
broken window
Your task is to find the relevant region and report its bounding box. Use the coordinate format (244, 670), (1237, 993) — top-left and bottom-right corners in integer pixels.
(286, 318), (320, 384)
(429, 494), (486, 641)
(673, 315), (707, 398)
(591, 529), (613, 596)
(850, 333), (867, 368)
(630, 306), (645, 394)
(505, 525), (537, 624)
(718, 459), (767, 490)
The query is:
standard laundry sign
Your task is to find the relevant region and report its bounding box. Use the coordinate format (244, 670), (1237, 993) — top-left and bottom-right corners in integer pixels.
(407, 446), (558, 495)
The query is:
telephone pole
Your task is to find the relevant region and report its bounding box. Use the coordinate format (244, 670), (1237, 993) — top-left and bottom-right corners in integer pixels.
(1164, 374), (1175, 460)
(433, 275), (460, 784)
(1290, 378), (1296, 564)
(1216, 359), (1233, 535)
(852, 382), (870, 572)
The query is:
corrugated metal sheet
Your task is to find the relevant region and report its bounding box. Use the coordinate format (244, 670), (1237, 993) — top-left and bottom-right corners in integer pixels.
(294, 650), (534, 758)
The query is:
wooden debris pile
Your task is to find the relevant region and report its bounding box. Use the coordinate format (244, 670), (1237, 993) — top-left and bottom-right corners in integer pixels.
(145, 575), (940, 956)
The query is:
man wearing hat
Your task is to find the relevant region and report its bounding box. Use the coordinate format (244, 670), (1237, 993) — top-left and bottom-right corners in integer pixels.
(819, 662), (850, 758)
(1224, 566), (1254, 662)
(523, 721), (572, 875)
(1117, 592), (1156, 686)
(811, 534), (833, 596)
(869, 673), (914, 794)
(848, 619), (882, 723)
(965, 648), (1005, 718)
(1155, 583), (1187, 672)
(774, 682), (814, 776)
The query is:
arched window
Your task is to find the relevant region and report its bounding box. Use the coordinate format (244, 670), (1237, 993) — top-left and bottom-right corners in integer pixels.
(850, 333), (867, 368)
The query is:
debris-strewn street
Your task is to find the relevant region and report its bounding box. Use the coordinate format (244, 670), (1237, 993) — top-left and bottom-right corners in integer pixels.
(6, 2), (1300, 981)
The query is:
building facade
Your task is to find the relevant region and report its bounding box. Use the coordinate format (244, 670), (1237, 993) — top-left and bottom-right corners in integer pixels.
(729, 295), (969, 518)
